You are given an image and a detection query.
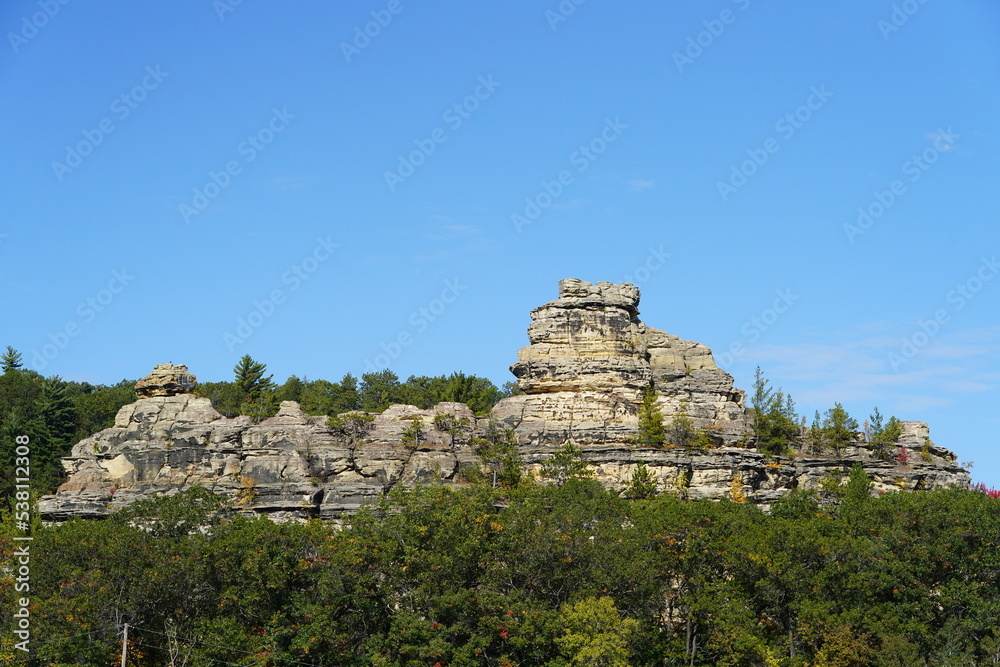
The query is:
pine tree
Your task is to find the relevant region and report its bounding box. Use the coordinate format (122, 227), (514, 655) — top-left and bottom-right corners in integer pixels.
(667, 398), (696, 449)
(359, 370), (402, 412)
(2, 346), (23, 373)
(232, 355), (276, 422)
(400, 418), (425, 449)
(636, 386), (665, 446)
(808, 410), (823, 455)
(869, 408), (904, 461)
(750, 366), (800, 456)
(28, 378), (77, 492)
(822, 403), (858, 455)
(750, 366), (773, 443)
(623, 462), (658, 500)
(332, 373), (360, 413)
(233, 355), (275, 399)
(841, 462), (873, 520)
(472, 420), (522, 488)
(541, 442), (593, 486)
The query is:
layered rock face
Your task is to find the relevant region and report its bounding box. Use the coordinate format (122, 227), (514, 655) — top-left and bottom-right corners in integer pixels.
(495, 278), (749, 446)
(40, 394), (481, 521)
(39, 279), (971, 521)
(135, 363), (197, 398)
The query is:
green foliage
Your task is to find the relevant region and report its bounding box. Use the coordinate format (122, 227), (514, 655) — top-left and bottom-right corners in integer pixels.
(1, 346), (22, 372)
(750, 366), (801, 456)
(232, 354), (277, 421)
(818, 471), (846, 498)
(667, 398), (695, 449)
(840, 462), (873, 523)
(400, 417), (425, 448)
(623, 462), (658, 500)
(821, 402), (860, 455)
(541, 442), (593, 486)
(869, 407), (904, 460)
(500, 379), (523, 398)
(359, 369), (404, 412)
(636, 386), (665, 446)
(554, 596), (638, 666)
(69, 378), (136, 442)
(433, 412), (472, 446)
(0, 371), (137, 500)
(327, 410), (376, 444)
(5, 480), (1000, 665)
(233, 354), (275, 398)
(359, 370), (505, 415)
(471, 420), (522, 488)
(808, 409), (824, 454)
(921, 437), (933, 462)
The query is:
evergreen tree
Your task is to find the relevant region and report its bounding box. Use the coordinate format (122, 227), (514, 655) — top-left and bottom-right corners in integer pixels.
(666, 398), (696, 449)
(232, 355), (275, 399)
(327, 411), (375, 444)
(28, 378), (77, 492)
(331, 373), (360, 413)
(869, 408), (904, 460)
(821, 403), (859, 455)
(808, 410), (823, 455)
(471, 420), (522, 488)
(840, 462), (873, 523)
(750, 366), (773, 441)
(278, 375), (304, 403)
(400, 418), (425, 448)
(432, 413), (472, 447)
(623, 462), (658, 500)
(359, 369), (402, 412)
(232, 355), (276, 422)
(71, 379), (136, 441)
(541, 442), (593, 486)
(750, 366), (800, 455)
(637, 386), (665, 446)
(438, 372), (503, 414)
(2, 346), (23, 373)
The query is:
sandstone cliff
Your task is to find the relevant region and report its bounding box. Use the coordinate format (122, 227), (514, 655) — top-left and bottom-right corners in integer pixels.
(39, 279), (970, 520)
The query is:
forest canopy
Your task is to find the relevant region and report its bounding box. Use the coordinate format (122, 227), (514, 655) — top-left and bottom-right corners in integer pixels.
(2, 478), (999, 665)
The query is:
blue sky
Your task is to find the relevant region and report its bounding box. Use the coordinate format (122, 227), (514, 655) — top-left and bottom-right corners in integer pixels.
(2, 1), (998, 484)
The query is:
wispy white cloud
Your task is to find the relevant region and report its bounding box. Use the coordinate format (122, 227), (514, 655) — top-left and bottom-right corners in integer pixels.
(628, 179), (655, 192)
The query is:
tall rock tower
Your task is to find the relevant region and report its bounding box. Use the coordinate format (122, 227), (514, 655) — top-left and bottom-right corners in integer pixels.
(493, 278), (751, 447)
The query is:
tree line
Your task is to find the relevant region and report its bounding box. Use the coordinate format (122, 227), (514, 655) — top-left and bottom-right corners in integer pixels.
(198, 355), (518, 422)
(3, 466), (999, 665)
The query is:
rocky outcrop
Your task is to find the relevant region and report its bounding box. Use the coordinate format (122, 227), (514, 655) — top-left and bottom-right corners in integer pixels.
(135, 363), (197, 397)
(495, 278), (749, 446)
(40, 394), (482, 521)
(40, 280), (971, 521)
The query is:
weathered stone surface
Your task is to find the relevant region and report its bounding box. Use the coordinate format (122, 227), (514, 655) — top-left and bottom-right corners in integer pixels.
(39, 396), (485, 521)
(39, 279), (971, 522)
(135, 363), (196, 398)
(500, 279), (749, 446)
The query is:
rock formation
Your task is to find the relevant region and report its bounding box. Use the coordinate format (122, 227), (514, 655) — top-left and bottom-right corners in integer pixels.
(39, 279), (971, 521)
(495, 278), (749, 446)
(135, 363), (197, 397)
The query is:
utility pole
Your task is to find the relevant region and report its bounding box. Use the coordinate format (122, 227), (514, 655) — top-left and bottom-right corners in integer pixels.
(121, 623), (129, 667)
